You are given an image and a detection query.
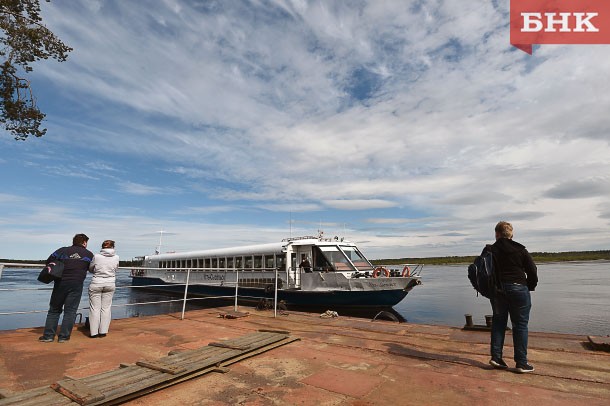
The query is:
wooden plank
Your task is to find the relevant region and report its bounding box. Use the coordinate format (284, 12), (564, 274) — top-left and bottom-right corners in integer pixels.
(219, 336), (301, 368)
(51, 378), (105, 405)
(258, 329), (291, 334)
(80, 365), (152, 386)
(82, 367), (162, 393)
(91, 335), (299, 406)
(0, 386), (70, 406)
(1, 331), (298, 406)
(208, 342), (252, 350)
(135, 360), (187, 375)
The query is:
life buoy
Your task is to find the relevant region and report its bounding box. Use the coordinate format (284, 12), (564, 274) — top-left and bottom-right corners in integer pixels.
(372, 267), (390, 278)
(401, 265), (411, 277)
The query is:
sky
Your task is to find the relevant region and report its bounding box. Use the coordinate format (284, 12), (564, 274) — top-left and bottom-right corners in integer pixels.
(1, 0), (609, 261)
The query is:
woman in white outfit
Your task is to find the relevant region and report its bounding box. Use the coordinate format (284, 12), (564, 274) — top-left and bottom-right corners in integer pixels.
(88, 240), (119, 338)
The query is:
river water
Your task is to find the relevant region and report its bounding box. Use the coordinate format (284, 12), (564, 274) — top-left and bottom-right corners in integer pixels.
(1, 261), (608, 336)
(394, 261), (610, 336)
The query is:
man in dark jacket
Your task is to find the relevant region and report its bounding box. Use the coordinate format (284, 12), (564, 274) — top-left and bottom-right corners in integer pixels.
(487, 221), (538, 373)
(39, 233), (94, 343)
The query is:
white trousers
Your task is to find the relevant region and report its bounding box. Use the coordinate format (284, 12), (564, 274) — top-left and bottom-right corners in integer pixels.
(88, 284), (116, 335)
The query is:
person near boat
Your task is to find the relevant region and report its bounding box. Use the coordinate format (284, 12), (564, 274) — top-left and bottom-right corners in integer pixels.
(487, 221), (538, 373)
(88, 240), (119, 338)
(39, 234), (94, 343)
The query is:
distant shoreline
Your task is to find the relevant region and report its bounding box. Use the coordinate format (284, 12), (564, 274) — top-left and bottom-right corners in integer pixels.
(2, 250), (609, 267)
(372, 250), (610, 266)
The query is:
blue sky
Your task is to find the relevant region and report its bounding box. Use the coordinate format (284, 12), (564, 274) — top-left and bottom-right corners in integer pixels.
(1, 0), (610, 261)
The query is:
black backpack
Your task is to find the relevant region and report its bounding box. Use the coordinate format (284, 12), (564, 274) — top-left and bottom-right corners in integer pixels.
(467, 250), (497, 298)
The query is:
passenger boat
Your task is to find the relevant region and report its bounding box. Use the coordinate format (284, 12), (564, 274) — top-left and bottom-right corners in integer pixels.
(131, 235), (422, 309)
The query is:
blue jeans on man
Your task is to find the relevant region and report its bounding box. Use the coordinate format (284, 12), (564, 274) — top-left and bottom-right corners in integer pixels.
(41, 280), (84, 341)
(491, 282), (532, 365)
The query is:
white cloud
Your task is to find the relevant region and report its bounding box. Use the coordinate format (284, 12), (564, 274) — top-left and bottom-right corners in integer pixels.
(117, 181), (177, 196)
(2, 1), (608, 259)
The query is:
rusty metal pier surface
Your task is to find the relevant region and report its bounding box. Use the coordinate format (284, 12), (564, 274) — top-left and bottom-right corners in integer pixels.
(1, 307), (608, 405)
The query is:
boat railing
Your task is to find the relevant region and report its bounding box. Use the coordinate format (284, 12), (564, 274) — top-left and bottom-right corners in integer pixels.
(374, 263), (424, 277)
(0, 262), (287, 331)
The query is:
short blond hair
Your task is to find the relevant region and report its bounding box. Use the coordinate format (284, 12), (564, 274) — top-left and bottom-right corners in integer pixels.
(495, 221), (513, 239)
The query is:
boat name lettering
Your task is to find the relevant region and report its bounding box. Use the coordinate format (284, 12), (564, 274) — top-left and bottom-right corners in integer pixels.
(203, 274), (225, 281)
(369, 282), (398, 288)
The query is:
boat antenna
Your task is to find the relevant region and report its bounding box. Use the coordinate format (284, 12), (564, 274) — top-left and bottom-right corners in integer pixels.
(155, 229), (165, 255)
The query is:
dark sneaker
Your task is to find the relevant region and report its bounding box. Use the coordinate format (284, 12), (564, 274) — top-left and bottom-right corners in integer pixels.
(38, 336), (54, 343)
(57, 337), (70, 343)
(97, 333), (107, 338)
(516, 363), (535, 373)
(489, 358), (508, 369)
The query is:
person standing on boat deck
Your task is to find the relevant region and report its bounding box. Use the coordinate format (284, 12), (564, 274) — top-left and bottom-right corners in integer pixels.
(88, 240), (119, 338)
(486, 221), (538, 373)
(299, 255), (312, 273)
(39, 234), (94, 343)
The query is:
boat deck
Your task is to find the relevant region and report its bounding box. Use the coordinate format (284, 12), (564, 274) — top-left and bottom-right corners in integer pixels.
(0, 306), (608, 405)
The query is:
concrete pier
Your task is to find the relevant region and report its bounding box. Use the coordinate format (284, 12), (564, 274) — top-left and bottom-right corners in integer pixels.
(0, 307), (608, 405)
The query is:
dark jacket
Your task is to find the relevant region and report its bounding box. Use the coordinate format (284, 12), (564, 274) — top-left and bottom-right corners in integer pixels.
(47, 245), (94, 284)
(490, 238), (538, 291)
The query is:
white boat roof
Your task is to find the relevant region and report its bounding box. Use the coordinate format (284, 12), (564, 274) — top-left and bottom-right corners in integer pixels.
(146, 237), (357, 261)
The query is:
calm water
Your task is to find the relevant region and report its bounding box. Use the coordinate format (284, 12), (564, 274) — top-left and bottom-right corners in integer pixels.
(1, 261), (609, 336)
(394, 261), (610, 336)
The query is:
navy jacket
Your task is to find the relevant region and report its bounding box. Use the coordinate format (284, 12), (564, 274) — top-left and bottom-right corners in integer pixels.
(490, 238), (538, 291)
(47, 245), (94, 284)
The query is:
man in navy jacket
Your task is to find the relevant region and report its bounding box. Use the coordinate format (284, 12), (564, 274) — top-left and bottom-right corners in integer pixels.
(39, 233), (94, 343)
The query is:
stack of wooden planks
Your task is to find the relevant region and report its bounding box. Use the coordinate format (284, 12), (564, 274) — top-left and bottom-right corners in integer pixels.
(0, 330), (298, 405)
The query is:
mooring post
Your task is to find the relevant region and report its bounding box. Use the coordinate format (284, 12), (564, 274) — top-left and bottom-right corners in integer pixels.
(273, 267), (278, 318)
(485, 314), (493, 327)
(234, 271), (239, 311)
(181, 269), (191, 320)
(464, 314), (474, 327)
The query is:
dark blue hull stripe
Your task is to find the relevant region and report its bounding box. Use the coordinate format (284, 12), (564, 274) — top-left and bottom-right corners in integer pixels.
(131, 277), (409, 308)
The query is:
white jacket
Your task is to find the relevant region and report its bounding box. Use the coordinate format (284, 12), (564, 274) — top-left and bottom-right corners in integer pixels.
(89, 248), (119, 285)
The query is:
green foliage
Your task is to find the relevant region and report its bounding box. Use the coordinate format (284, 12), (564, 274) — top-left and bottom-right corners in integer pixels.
(0, 0), (72, 140)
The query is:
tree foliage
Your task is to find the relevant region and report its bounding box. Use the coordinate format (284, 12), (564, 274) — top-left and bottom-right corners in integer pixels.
(0, 0), (71, 140)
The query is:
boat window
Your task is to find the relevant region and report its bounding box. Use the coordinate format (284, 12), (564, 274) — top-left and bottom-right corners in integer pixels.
(317, 246), (356, 271)
(219, 257), (226, 270)
(235, 256), (243, 269)
(211, 258), (218, 270)
(276, 255), (286, 271)
(265, 255), (275, 270)
(254, 255), (263, 270)
(197, 258), (203, 270)
(204, 258), (210, 270)
(227, 257), (234, 269)
(245, 256), (253, 270)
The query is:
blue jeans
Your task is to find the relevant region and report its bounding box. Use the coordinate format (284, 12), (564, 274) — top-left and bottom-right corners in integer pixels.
(491, 283), (532, 365)
(42, 280), (84, 340)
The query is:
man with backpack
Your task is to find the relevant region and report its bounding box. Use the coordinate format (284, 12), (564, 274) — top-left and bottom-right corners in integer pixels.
(39, 234), (94, 343)
(486, 221), (538, 373)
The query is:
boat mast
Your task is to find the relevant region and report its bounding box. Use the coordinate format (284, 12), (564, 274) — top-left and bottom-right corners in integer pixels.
(155, 230), (165, 255)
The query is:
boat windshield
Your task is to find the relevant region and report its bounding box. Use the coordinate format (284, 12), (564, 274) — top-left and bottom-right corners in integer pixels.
(340, 246), (374, 271)
(317, 246), (356, 271)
